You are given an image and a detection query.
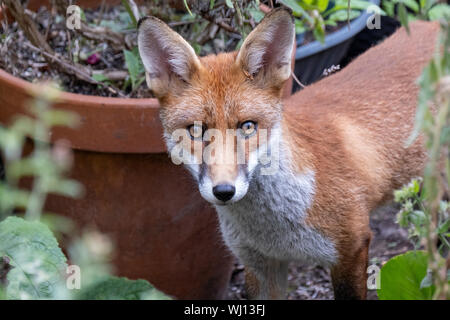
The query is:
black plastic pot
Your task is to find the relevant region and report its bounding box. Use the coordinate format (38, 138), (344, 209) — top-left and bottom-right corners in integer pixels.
(293, 0), (381, 91)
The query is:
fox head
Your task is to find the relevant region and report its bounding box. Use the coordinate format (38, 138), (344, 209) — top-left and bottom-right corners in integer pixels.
(138, 8), (295, 205)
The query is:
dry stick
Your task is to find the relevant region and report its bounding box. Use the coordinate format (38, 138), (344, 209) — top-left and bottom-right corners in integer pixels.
(2, 0), (93, 83)
(66, 30), (72, 62)
(11, 0), (126, 96)
(168, 19), (202, 27)
(23, 42), (93, 83)
(96, 0), (107, 26)
(23, 42), (125, 97)
(3, 0), (53, 52)
(78, 23), (126, 49)
(197, 10), (240, 35)
(52, 0), (128, 50)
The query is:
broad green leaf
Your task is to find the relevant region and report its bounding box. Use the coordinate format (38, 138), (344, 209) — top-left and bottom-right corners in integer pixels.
(0, 216), (68, 299)
(428, 4), (450, 21)
(377, 251), (434, 299)
(225, 0), (233, 9)
(316, 0), (330, 12)
(328, 9), (361, 22)
(77, 276), (171, 300)
(303, 0), (329, 12)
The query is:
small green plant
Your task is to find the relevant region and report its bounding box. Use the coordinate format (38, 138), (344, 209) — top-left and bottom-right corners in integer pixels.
(0, 83), (170, 300)
(383, 0), (450, 32)
(123, 47), (146, 92)
(377, 19), (449, 300)
(281, 0), (381, 43)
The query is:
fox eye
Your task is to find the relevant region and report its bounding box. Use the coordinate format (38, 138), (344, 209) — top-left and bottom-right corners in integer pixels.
(187, 124), (204, 140)
(240, 121), (257, 138)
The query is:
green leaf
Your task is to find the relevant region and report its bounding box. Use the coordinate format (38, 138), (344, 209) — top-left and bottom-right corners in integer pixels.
(42, 110), (80, 128)
(303, 0), (329, 12)
(121, 0), (138, 27)
(248, 7), (265, 23)
(77, 276), (171, 300)
(397, 0), (420, 13)
(438, 219), (450, 235)
(313, 16), (326, 43)
(92, 73), (109, 82)
(0, 216), (68, 299)
(428, 4), (450, 21)
(398, 3), (410, 34)
(123, 48), (144, 90)
(280, 0), (314, 25)
(328, 9), (361, 22)
(377, 251), (434, 299)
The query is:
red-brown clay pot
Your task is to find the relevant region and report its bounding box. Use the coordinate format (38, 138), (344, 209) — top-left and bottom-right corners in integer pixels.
(0, 0), (295, 299)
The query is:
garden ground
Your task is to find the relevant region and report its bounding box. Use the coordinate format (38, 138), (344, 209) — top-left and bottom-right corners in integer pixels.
(226, 203), (414, 300)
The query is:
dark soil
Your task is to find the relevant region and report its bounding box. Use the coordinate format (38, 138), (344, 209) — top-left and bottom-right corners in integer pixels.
(226, 203), (414, 300)
(0, 5), (152, 98)
(0, 3), (250, 99)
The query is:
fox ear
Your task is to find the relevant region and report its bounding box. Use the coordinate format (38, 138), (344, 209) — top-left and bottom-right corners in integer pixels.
(137, 16), (202, 97)
(236, 8), (295, 90)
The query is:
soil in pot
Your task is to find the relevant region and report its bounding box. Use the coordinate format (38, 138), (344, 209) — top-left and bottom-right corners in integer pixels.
(0, 1), (271, 98)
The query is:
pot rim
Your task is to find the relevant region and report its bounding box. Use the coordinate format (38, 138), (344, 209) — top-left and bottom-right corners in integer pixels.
(0, 68), (159, 107)
(0, 1), (294, 154)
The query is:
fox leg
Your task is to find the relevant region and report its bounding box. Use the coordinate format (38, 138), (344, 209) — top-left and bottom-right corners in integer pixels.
(239, 248), (289, 299)
(330, 231), (372, 300)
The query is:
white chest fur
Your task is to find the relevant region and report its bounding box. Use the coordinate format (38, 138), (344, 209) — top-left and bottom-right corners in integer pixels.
(215, 145), (337, 267)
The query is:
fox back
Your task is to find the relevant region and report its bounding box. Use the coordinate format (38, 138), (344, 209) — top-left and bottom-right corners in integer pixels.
(137, 9), (439, 299)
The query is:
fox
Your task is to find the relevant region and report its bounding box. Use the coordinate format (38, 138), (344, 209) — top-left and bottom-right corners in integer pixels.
(137, 8), (440, 299)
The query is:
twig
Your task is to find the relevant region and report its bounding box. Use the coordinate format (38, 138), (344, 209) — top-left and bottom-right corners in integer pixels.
(96, 0), (107, 26)
(66, 30), (72, 62)
(197, 11), (240, 35)
(168, 19), (202, 27)
(78, 23), (126, 49)
(23, 41), (93, 83)
(23, 42), (125, 97)
(3, 0), (53, 52)
(52, 0), (128, 50)
(92, 70), (128, 81)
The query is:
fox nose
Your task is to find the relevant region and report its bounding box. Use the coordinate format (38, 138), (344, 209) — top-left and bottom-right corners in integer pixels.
(213, 184), (236, 202)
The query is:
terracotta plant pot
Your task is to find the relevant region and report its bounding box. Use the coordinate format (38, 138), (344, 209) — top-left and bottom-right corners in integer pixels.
(0, 0), (295, 299)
